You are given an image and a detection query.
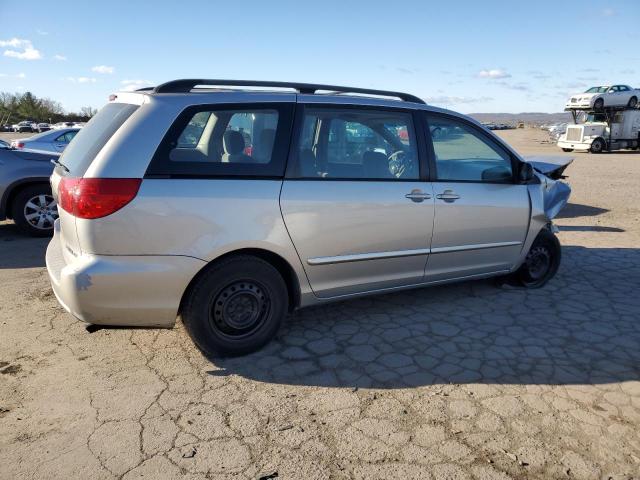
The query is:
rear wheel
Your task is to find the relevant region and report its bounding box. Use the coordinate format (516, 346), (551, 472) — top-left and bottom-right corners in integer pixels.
(182, 255), (288, 357)
(628, 96), (638, 108)
(11, 185), (58, 237)
(515, 229), (561, 288)
(590, 138), (606, 153)
(562, 148), (573, 152)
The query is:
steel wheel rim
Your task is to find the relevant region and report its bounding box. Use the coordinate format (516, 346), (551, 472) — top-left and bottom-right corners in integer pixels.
(23, 194), (58, 230)
(592, 140), (603, 152)
(524, 246), (551, 282)
(209, 280), (270, 338)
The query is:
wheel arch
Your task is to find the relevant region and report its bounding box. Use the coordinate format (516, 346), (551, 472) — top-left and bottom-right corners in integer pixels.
(179, 248), (302, 315)
(0, 177), (51, 220)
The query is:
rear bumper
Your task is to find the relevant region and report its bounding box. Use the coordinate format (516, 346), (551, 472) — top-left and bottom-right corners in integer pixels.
(46, 221), (206, 327)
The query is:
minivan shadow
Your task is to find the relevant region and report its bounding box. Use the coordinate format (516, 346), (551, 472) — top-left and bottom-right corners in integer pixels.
(210, 246), (640, 388)
(0, 222), (49, 269)
(556, 203), (609, 219)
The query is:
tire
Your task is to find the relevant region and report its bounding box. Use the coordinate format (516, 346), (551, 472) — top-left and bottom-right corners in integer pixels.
(562, 148), (573, 152)
(182, 255), (288, 357)
(590, 138), (606, 153)
(594, 98), (604, 111)
(628, 96), (638, 108)
(10, 184), (58, 237)
(514, 229), (561, 288)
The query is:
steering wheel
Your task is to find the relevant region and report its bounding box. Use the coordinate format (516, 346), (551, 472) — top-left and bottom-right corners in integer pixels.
(388, 150), (414, 178)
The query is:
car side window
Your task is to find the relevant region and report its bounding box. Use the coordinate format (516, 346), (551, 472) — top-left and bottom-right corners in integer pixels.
(147, 103), (294, 178)
(291, 107), (419, 180)
(170, 109), (278, 164)
(427, 115), (513, 183)
(56, 131), (77, 143)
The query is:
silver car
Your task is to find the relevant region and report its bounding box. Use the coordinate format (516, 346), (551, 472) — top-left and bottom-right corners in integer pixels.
(46, 79), (571, 356)
(11, 128), (79, 153)
(0, 144), (60, 236)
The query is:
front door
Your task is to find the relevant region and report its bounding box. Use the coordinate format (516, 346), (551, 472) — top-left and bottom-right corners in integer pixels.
(423, 113), (530, 281)
(280, 105), (434, 298)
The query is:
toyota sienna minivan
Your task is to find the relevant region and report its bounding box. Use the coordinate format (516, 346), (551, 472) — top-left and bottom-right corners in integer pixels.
(46, 79), (571, 356)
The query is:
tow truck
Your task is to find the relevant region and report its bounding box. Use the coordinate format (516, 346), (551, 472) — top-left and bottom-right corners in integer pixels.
(558, 104), (640, 153)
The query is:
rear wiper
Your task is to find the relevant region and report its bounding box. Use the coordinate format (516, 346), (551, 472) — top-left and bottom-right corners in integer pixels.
(51, 158), (69, 173)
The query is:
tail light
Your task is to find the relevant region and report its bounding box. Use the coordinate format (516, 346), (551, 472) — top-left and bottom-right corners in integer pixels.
(15, 142), (24, 149)
(58, 178), (141, 219)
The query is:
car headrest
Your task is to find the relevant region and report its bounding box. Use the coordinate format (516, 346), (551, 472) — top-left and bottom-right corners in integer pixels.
(223, 130), (245, 155)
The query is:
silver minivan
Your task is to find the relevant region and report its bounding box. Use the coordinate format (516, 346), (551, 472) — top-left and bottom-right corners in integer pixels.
(46, 80), (571, 356)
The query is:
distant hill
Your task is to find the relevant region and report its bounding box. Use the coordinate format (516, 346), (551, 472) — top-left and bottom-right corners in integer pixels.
(469, 112), (572, 126)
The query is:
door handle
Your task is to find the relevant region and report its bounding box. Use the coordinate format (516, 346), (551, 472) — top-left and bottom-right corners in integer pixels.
(405, 189), (431, 202)
(436, 189), (460, 202)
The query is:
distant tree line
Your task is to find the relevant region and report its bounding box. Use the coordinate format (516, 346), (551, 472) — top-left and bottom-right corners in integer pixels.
(0, 91), (98, 125)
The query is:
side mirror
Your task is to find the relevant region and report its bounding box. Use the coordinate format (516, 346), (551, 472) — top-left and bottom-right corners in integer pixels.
(518, 162), (535, 183)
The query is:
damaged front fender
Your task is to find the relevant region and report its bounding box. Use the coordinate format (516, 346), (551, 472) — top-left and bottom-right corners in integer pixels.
(539, 175), (571, 220)
(514, 171), (571, 271)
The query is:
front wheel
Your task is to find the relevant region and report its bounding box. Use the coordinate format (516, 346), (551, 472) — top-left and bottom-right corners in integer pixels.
(515, 229), (561, 288)
(182, 255), (288, 357)
(594, 98), (604, 111)
(628, 96), (638, 108)
(11, 185), (58, 237)
(590, 138), (606, 153)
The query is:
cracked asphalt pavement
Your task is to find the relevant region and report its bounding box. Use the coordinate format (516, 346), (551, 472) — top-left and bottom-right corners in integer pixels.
(1, 129), (639, 479)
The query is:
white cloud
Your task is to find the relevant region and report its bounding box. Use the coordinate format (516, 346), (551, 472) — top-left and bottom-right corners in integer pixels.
(478, 69), (511, 79)
(53, 54), (67, 61)
(92, 65), (115, 74)
(426, 95), (493, 105)
(0, 38), (25, 48)
(497, 81), (531, 91)
(121, 79), (153, 91)
(37, 29), (48, 35)
(0, 72), (26, 78)
(1, 38), (42, 60)
(66, 76), (97, 83)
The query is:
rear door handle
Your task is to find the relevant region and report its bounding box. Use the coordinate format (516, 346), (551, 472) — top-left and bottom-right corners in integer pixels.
(405, 189), (431, 203)
(436, 189), (460, 202)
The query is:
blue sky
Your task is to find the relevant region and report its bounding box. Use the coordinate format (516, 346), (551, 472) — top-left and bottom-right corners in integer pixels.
(1, 0), (638, 113)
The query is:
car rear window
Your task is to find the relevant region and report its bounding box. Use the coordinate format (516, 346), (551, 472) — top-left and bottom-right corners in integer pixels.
(59, 102), (138, 176)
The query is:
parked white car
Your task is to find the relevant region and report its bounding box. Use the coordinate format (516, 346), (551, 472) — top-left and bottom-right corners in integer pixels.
(565, 85), (639, 110)
(50, 122), (77, 130)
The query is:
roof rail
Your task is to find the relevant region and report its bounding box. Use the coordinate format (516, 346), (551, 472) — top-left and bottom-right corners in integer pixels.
(152, 79), (425, 104)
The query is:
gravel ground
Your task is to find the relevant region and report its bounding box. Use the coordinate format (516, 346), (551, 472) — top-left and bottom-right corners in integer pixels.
(0, 128), (639, 479)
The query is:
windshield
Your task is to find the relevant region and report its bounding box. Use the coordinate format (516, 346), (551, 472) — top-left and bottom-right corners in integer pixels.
(585, 86), (609, 93)
(58, 102), (138, 176)
(585, 113), (607, 123)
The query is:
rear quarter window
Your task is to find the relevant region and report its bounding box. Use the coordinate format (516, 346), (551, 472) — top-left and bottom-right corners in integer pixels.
(146, 103), (294, 178)
(59, 103), (139, 176)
